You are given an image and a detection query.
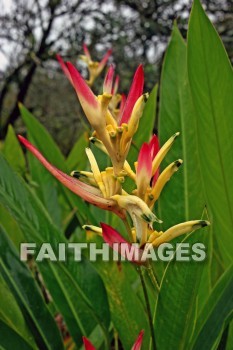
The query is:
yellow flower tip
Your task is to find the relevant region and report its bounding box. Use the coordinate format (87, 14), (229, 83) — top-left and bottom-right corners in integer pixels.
(117, 176), (125, 183)
(193, 220), (210, 229)
(121, 123), (128, 131)
(82, 225), (103, 237)
(89, 61), (99, 68)
(174, 159), (183, 168)
(117, 126), (124, 133)
(109, 131), (116, 138)
(143, 92), (149, 102)
(70, 170), (81, 178)
(141, 212), (162, 224)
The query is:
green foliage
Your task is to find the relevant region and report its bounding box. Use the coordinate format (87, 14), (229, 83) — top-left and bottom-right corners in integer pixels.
(0, 225), (64, 350)
(0, 1), (232, 349)
(187, 0), (233, 267)
(158, 24), (204, 231)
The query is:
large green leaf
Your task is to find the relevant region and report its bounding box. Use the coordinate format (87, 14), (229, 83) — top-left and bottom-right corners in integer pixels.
(66, 131), (89, 172)
(77, 231), (150, 350)
(0, 154), (110, 347)
(19, 104), (96, 226)
(27, 138), (62, 228)
(127, 84), (158, 166)
(154, 228), (209, 350)
(0, 321), (34, 350)
(0, 275), (36, 349)
(94, 262), (150, 350)
(187, 0), (233, 266)
(3, 125), (26, 176)
(0, 225), (63, 350)
(191, 264), (233, 350)
(158, 24), (204, 231)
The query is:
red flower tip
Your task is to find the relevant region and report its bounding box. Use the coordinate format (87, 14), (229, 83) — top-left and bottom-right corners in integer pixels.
(149, 134), (159, 160)
(56, 54), (73, 84)
(131, 330), (144, 350)
(82, 43), (91, 59)
(137, 143), (152, 180)
(66, 62), (98, 108)
(82, 337), (96, 350)
(118, 94), (126, 120)
(120, 64), (144, 125)
(103, 65), (115, 94)
(101, 223), (144, 264)
(98, 48), (112, 70)
(149, 134), (160, 186)
(18, 136), (125, 218)
(112, 74), (120, 94)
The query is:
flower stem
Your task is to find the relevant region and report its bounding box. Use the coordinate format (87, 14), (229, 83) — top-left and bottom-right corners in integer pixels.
(146, 261), (160, 293)
(122, 217), (134, 242)
(137, 266), (157, 350)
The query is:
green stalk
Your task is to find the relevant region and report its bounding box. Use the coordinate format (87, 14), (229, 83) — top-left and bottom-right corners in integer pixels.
(137, 266), (157, 350)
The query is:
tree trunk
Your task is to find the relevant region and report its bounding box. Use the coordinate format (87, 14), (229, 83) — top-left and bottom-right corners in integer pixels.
(0, 62), (37, 139)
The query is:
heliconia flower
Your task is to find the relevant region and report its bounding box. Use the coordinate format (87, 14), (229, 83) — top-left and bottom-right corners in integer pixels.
(119, 93), (126, 117)
(149, 134), (159, 160)
(131, 330), (144, 350)
(83, 43), (91, 61)
(101, 220), (210, 263)
(151, 220), (210, 247)
(57, 54), (146, 176)
(149, 134), (160, 186)
(56, 54), (73, 85)
(136, 143), (152, 199)
(111, 194), (159, 224)
(111, 194), (161, 244)
(82, 330), (144, 350)
(103, 65), (115, 94)
(97, 48), (112, 75)
(151, 132), (179, 177)
(83, 337), (95, 350)
(65, 62), (104, 130)
(18, 136), (125, 218)
(120, 64), (144, 125)
(101, 223), (144, 263)
(112, 74), (120, 95)
(148, 159), (183, 208)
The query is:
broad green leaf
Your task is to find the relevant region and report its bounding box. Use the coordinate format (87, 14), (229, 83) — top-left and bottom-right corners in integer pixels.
(0, 275), (36, 349)
(158, 24), (204, 231)
(0, 320), (34, 350)
(76, 232), (150, 350)
(0, 225), (63, 350)
(128, 84), (158, 166)
(187, 0), (233, 266)
(27, 137), (62, 228)
(66, 131), (89, 172)
(3, 125), (26, 176)
(19, 104), (96, 226)
(19, 103), (65, 169)
(0, 154), (110, 347)
(154, 228), (209, 350)
(226, 322), (233, 350)
(95, 262), (150, 350)
(0, 204), (25, 248)
(191, 264), (233, 350)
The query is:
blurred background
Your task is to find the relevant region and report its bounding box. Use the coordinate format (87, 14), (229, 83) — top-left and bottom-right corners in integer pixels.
(0, 0), (232, 153)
